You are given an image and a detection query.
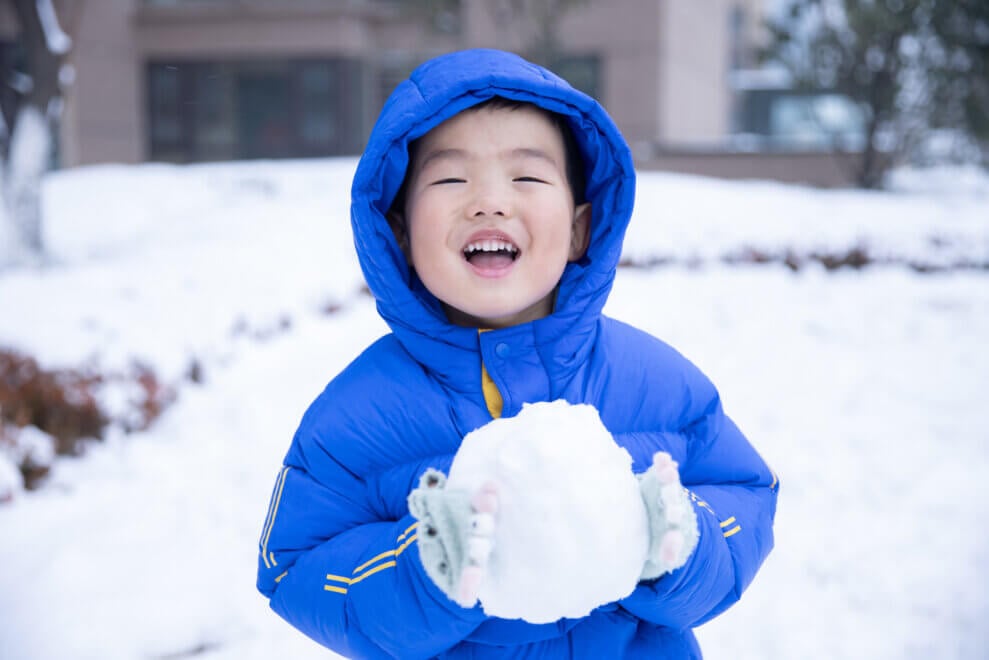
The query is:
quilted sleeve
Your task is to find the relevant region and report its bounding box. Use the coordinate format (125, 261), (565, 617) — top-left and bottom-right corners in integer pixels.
(258, 464), (484, 659)
(255, 355), (486, 660)
(618, 362), (779, 629)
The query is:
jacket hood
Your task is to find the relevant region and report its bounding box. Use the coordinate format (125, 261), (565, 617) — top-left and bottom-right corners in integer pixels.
(350, 49), (636, 389)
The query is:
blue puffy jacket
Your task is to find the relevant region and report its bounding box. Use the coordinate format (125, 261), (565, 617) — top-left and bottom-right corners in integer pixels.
(257, 49), (778, 659)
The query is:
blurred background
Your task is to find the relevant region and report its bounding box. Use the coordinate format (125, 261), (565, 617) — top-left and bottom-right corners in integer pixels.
(2, 0), (986, 204)
(0, 2), (987, 659)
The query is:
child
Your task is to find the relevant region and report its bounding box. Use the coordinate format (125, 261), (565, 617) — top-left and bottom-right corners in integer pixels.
(257, 49), (778, 659)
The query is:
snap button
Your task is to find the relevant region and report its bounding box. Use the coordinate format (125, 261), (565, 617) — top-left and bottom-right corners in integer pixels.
(495, 342), (510, 358)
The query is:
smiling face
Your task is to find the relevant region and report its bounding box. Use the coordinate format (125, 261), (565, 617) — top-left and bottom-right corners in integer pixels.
(392, 104), (591, 329)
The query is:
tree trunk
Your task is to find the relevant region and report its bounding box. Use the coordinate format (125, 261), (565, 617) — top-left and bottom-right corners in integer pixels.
(6, 106), (51, 255)
(1, 0), (69, 264)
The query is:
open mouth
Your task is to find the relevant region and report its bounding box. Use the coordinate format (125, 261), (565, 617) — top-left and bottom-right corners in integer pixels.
(463, 239), (520, 266)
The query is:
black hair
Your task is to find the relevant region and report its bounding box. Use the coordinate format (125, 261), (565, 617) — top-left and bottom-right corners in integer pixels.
(388, 96), (587, 217)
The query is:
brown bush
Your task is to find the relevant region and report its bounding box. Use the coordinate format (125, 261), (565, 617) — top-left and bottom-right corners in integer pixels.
(123, 360), (176, 434)
(0, 349), (106, 456)
(0, 349), (175, 492)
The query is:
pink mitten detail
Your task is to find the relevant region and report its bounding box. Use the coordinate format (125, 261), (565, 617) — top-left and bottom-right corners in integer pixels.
(458, 565), (484, 605)
(471, 482), (499, 513)
(659, 530), (685, 565)
(651, 452), (679, 484)
(639, 452), (699, 580)
(448, 481), (499, 607)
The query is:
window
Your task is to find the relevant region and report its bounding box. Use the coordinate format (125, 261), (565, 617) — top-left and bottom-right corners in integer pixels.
(148, 64), (184, 160)
(146, 58), (363, 162)
(733, 87), (867, 150)
(299, 64), (336, 146)
(550, 55), (601, 101)
(194, 65), (236, 160)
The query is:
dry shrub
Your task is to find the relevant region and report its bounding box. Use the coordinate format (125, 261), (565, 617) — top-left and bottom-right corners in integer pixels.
(185, 357), (205, 385)
(0, 349), (105, 457)
(229, 315), (293, 342)
(617, 255), (675, 269)
(811, 246), (872, 271)
(720, 245), (877, 272)
(618, 246), (986, 274)
(122, 361), (176, 434)
(0, 348), (175, 492)
(322, 301), (342, 315)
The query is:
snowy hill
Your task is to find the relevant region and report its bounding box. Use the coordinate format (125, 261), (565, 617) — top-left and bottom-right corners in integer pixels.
(1, 159), (987, 659)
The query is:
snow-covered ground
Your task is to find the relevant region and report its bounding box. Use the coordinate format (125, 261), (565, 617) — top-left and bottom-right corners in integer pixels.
(1, 159), (987, 659)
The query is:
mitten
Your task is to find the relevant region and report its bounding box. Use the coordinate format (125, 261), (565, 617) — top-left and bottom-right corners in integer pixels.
(638, 451), (699, 580)
(407, 468), (498, 607)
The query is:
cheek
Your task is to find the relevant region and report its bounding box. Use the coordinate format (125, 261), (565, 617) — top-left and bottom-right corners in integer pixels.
(407, 200), (445, 246)
(538, 208), (579, 253)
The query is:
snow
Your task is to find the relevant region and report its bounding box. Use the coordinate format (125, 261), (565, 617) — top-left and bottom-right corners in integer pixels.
(446, 400), (648, 623)
(0, 158), (987, 659)
(0, 452), (23, 501)
(2, 425), (56, 470)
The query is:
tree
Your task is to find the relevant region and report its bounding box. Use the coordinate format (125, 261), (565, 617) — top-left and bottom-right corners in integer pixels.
(391, 1), (597, 97)
(0, 0), (76, 266)
(394, 0), (591, 66)
(486, 0), (591, 68)
(763, 0), (989, 189)
(923, 1), (989, 149)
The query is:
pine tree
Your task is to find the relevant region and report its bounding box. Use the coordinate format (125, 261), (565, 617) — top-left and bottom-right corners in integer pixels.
(925, 1), (989, 145)
(764, 0), (989, 188)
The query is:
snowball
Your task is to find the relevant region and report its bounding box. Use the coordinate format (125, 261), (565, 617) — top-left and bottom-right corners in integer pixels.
(446, 400), (647, 623)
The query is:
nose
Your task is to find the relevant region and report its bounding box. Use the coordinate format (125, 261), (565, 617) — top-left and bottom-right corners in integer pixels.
(466, 181), (511, 218)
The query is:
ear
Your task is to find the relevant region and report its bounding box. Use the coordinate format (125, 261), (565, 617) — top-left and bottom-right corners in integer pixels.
(568, 203), (592, 261)
(387, 209), (411, 260)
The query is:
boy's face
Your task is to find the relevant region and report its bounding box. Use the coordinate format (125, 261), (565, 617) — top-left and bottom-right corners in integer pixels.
(393, 105), (591, 329)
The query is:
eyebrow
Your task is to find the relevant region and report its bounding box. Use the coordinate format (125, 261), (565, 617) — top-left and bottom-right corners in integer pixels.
(416, 147), (560, 171)
(416, 148), (467, 171)
(506, 147), (559, 166)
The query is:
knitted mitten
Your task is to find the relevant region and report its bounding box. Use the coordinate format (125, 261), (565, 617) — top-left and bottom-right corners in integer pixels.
(407, 469), (498, 607)
(638, 452), (700, 580)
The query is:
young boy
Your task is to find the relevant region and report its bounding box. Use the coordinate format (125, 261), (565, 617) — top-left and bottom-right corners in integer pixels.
(257, 49), (778, 659)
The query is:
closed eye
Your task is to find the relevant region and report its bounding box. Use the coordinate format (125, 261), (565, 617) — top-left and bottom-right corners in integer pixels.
(431, 178), (466, 185)
(514, 176), (548, 183)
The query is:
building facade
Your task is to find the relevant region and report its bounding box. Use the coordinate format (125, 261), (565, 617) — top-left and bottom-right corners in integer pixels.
(5, 0), (771, 167)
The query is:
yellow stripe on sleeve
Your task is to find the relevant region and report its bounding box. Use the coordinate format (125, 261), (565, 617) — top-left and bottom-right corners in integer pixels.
(351, 560), (397, 584)
(260, 466), (290, 569)
(397, 522), (419, 543)
(687, 489), (718, 517)
(350, 530), (419, 575)
(719, 517), (737, 528)
(723, 525), (742, 538)
(397, 533), (417, 554)
(353, 548), (399, 575)
(324, 532), (419, 595)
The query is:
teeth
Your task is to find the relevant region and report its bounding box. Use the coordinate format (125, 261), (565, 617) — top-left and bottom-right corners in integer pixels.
(464, 240), (518, 255)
